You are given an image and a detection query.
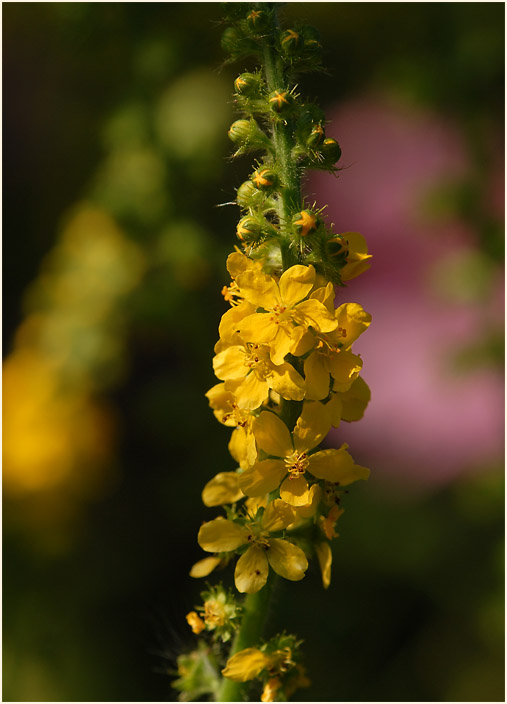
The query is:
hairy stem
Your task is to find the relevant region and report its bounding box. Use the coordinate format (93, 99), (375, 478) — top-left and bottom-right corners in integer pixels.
(217, 577), (275, 701)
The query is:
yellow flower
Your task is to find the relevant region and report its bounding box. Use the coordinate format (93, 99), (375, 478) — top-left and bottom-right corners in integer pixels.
(235, 264), (338, 364)
(239, 405), (369, 506)
(221, 647), (271, 682)
(339, 376), (371, 422)
(205, 382), (257, 468)
(202, 472), (244, 506)
(334, 302), (372, 349)
(315, 542), (333, 589)
(261, 677), (282, 702)
(213, 341), (306, 410)
(304, 346), (363, 400)
(197, 501), (308, 593)
(339, 232), (372, 281)
(186, 611), (205, 634)
(320, 503), (344, 540)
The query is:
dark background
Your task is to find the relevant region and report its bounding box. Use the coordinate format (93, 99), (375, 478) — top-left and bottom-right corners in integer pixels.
(3, 3), (504, 701)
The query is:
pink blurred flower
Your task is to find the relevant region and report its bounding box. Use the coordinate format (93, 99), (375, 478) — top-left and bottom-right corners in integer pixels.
(310, 98), (504, 488)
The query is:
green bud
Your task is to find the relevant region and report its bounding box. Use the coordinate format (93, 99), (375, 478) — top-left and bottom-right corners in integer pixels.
(268, 89), (292, 113)
(251, 167), (277, 190)
(280, 28), (303, 56)
(327, 234), (348, 259)
(306, 123), (325, 149)
(301, 25), (323, 53)
(228, 119), (269, 153)
(320, 138), (342, 165)
(221, 26), (243, 55)
(234, 72), (262, 96)
(245, 8), (270, 33)
(236, 216), (263, 242)
(236, 180), (265, 208)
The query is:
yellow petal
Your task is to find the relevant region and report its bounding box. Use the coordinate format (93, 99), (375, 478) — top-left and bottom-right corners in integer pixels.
(262, 499), (296, 532)
(303, 353), (331, 401)
(226, 250), (259, 279)
(202, 472), (244, 507)
(222, 646), (270, 682)
(339, 232), (372, 281)
(252, 411), (293, 458)
(329, 350), (363, 392)
(293, 401), (331, 452)
(294, 298), (338, 333)
(324, 394), (342, 428)
(234, 372), (269, 411)
(234, 545), (269, 594)
(315, 542), (332, 589)
(186, 611), (205, 634)
(239, 312), (279, 345)
(307, 448), (370, 485)
(293, 483), (322, 519)
(340, 376), (371, 422)
(278, 264), (315, 306)
(335, 302), (371, 349)
(269, 362), (306, 401)
(279, 475), (311, 507)
(189, 556), (221, 578)
(197, 517), (247, 552)
(289, 326), (315, 357)
(238, 460), (286, 497)
(310, 281), (335, 313)
(213, 345), (247, 380)
(228, 426), (257, 469)
(267, 538), (308, 581)
(218, 300), (256, 343)
(236, 269), (280, 308)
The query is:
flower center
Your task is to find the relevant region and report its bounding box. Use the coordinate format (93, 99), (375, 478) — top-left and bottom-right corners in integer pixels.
(284, 451), (309, 479)
(223, 402), (250, 428)
(269, 303), (292, 326)
(244, 343), (272, 379)
(221, 281), (242, 305)
(204, 599), (226, 627)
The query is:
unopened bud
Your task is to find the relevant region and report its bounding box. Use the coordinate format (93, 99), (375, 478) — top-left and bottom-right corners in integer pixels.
(268, 90), (292, 113)
(280, 29), (303, 56)
(306, 124), (325, 149)
(251, 167), (277, 190)
(320, 138), (342, 165)
(234, 72), (262, 96)
(292, 210), (320, 237)
(236, 216), (263, 242)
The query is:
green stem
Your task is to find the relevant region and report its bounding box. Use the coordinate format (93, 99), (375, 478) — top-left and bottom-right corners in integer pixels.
(217, 577), (275, 701)
(262, 21), (302, 270)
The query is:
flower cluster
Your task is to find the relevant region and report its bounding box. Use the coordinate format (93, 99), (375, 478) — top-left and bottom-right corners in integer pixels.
(196, 252), (371, 595)
(175, 4), (373, 701)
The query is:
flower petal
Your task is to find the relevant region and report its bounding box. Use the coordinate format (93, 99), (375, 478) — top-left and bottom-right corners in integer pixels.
(189, 556), (221, 578)
(315, 542), (332, 589)
(269, 362), (306, 401)
(228, 426), (257, 469)
(310, 281), (335, 313)
(328, 350), (362, 392)
(279, 475), (311, 507)
(198, 517), (247, 552)
(222, 646), (270, 682)
(307, 447), (370, 485)
(202, 472), (244, 507)
(293, 401), (331, 452)
(218, 300), (256, 343)
(289, 326), (315, 357)
(236, 269), (280, 308)
(252, 411), (293, 458)
(238, 459), (286, 497)
(261, 499), (296, 532)
(239, 313), (279, 345)
(335, 302), (371, 349)
(234, 545), (269, 594)
(279, 264), (315, 306)
(213, 346), (246, 380)
(234, 372), (269, 410)
(303, 353), (331, 401)
(339, 376), (371, 422)
(294, 298), (338, 333)
(267, 538), (308, 581)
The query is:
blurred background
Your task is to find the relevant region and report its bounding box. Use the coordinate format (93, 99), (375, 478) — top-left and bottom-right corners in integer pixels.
(3, 3), (504, 701)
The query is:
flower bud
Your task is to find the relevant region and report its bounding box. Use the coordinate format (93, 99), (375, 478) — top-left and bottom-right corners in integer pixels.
(280, 29), (303, 56)
(268, 90), (292, 113)
(234, 72), (262, 96)
(228, 119), (270, 153)
(306, 124), (325, 149)
(221, 26), (243, 55)
(236, 180), (266, 209)
(251, 167), (277, 190)
(245, 8), (270, 33)
(320, 138), (342, 165)
(301, 25), (322, 53)
(292, 210), (320, 237)
(236, 216), (263, 242)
